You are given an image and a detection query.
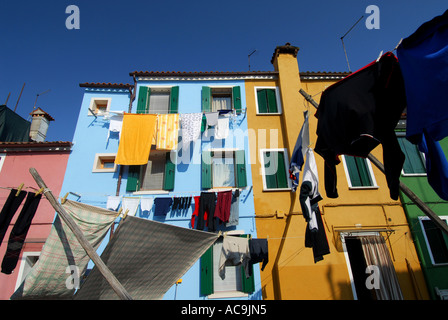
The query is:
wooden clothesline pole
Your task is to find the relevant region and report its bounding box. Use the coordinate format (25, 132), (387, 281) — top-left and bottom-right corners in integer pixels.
(28, 168), (133, 300)
(299, 88), (448, 236)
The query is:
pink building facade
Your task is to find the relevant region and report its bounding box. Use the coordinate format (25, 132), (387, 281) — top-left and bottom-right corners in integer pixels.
(0, 141), (71, 299)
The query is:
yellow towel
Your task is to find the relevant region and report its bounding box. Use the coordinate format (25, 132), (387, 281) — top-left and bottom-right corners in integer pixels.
(156, 114), (179, 150)
(115, 113), (157, 165)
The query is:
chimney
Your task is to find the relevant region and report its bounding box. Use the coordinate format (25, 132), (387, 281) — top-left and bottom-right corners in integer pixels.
(29, 108), (54, 142)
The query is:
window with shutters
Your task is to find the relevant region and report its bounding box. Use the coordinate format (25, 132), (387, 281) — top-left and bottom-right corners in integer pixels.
(136, 86), (179, 114)
(419, 216), (448, 265)
(201, 149), (247, 190)
(254, 87), (281, 115)
(342, 155), (378, 189)
(200, 232), (255, 298)
(260, 149), (291, 191)
(397, 136), (426, 176)
(126, 149), (176, 194)
(201, 86), (242, 114)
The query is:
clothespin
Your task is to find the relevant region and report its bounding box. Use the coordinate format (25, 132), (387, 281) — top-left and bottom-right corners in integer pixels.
(376, 50), (383, 62)
(218, 230), (223, 237)
(117, 207), (123, 217)
(61, 192), (69, 204)
(15, 183), (24, 197)
(123, 209), (129, 220)
(35, 187), (44, 197)
(394, 38), (403, 51)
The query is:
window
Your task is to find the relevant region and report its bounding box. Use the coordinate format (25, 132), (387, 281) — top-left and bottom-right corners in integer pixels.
(136, 86), (179, 114)
(343, 155), (377, 188)
(419, 216), (448, 265)
(201, 150), (247, 189)
(200, 233), (255, 298)
(126, 150), (176, 193)
(88, 98), (111, 115)
(397, 136), (426, 175)
(260, 149), (290, 190)
(92, 154), (118, 173)
(15, 252), (40, 290)
(255, 87), (281, 114)
(202, 86), (242, 114)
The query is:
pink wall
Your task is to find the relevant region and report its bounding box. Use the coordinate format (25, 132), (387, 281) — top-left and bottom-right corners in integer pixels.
(0, 151), (70, 299)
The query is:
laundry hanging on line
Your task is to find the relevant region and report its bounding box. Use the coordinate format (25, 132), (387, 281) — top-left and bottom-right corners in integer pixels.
(115, 113), (158, 166)
(314, 51), (406, 200)
(11, 200), (117, 300)
(397, 9), (448, 201)
(0, 189), (42, 274)
(74, 215), (219, 300)
(289, 110), (310, 192)
(218, 234), (269, 280)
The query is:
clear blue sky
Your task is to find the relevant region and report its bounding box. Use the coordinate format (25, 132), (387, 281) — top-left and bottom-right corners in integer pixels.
(0, 1), (446, 142)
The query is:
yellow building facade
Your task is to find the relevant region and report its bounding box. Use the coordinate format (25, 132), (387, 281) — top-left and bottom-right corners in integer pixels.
(245, 43), (430, 300)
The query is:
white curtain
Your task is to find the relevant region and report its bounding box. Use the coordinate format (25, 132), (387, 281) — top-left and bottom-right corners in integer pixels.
(360, 235), (404, 300)
(149, 92), (170, 114)
(213, 156), (235, 187)
(212, 96), (232, 112)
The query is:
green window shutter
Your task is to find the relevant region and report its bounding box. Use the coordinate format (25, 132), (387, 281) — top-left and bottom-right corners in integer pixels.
(276, 151), (288, 188)
(169, 86), (179, 114)
(345, 156), (372, 187)
(164, 152), (176, 191)
(240, 235), (255, 294)
(266, 89), (278, 113)
(136, 86), (149, 114)
(264, 152), (278, 189)
(235, 150), (247, 188)
(200, 246), (214, 296)
(398, 137), (426, 174)
(200, 114), (207, 133)
(201, 150), (212, 189)
(257, 89), (268, 114)
(126, 166), (140, 192)
(232, 86), (242, 114)
(202, 86), (211, 112)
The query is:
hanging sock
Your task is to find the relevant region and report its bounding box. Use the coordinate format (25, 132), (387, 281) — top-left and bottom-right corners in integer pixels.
(0, 189), (27, 248)
(190, 196), (201, 229)
(2, 192), (42, 274)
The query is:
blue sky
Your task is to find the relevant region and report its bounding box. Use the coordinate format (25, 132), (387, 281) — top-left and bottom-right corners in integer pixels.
(0, 1), (446, 142)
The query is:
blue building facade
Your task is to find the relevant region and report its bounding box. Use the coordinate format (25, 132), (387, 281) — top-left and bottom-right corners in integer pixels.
(60, 72), (266, 300)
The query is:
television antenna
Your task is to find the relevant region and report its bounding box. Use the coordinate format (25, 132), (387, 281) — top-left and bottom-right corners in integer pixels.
(32, 89), (51, 112)
(248, 49), (257, 71)
(340, 15), (364, 73)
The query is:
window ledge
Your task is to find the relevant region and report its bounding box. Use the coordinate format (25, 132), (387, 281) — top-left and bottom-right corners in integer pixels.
(133, 190), (170, 195)
(256, 112), (282, 116)
(208, 291), (248, 299)
(348, 186), (379, 190)
(262, 188), (292, 192)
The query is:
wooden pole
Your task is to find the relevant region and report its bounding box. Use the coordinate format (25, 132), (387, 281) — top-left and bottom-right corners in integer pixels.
(299, 88), (448, 236)
(29, 168), (133, 300)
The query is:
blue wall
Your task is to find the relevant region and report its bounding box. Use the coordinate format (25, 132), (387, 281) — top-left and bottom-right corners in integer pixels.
(60, 80), (261, 300)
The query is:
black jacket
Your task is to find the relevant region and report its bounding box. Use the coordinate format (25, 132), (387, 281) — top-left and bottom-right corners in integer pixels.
(314, 52), (406, 200)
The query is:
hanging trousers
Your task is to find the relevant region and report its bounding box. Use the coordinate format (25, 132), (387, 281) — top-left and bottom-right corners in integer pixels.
(0, 189), (27, 247)
(2, 192), (42, 274)
(196, 192), (216, 231)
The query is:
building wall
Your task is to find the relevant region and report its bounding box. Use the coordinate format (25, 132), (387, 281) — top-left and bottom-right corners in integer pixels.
(399, 137), (448, 300)
(60, 80), (261, 300)
(245, 48), (429, 300)
(0, 150), (70, 299)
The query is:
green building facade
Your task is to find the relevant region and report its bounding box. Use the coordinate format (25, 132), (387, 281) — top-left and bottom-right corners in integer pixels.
(397, 122), (448, 300)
